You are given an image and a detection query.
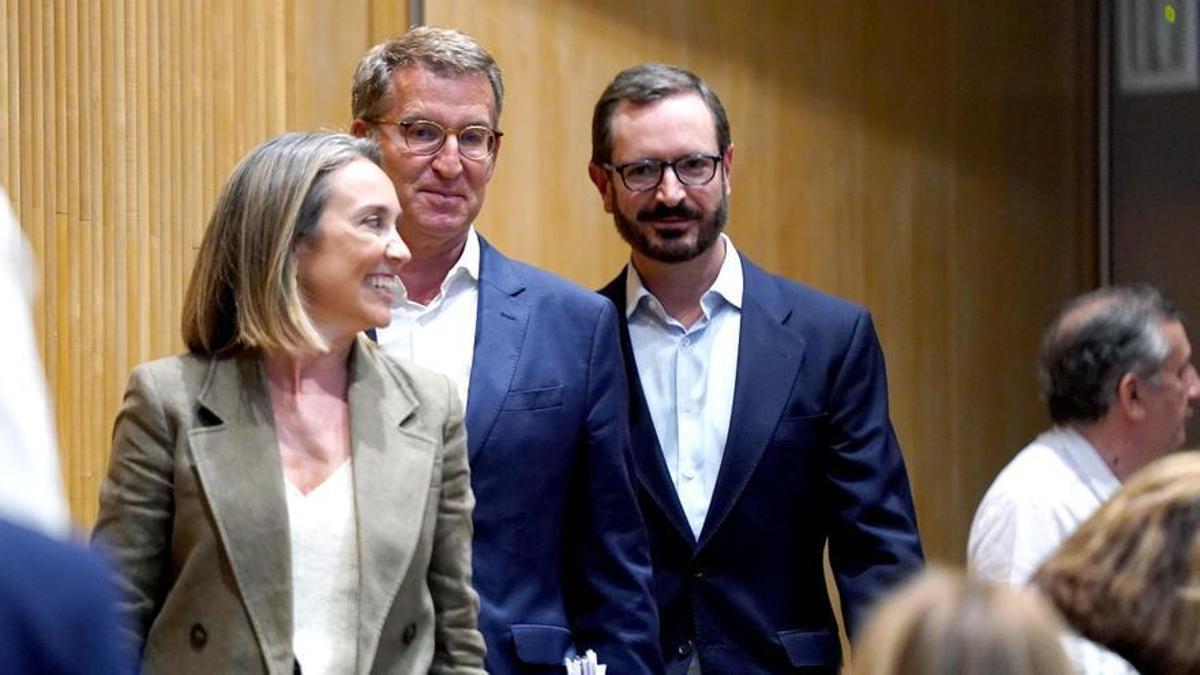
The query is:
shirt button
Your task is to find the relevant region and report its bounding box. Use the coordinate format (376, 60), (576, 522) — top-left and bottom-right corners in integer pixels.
(678, 640), (694, 657)
(681, 464), (696, 480)
(190, 623), (208, 650)
(681, 336), (691, 347)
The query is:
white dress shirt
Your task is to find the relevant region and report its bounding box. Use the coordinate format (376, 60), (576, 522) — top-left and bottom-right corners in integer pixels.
(968, 425), (1120, 585)
(376, 227), (480, 407)
(969, 426), (1137, 675)
(626, 234), (743, 540)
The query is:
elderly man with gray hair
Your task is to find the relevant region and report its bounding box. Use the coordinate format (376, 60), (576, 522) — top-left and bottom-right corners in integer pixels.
(969, 285), (1200, 671)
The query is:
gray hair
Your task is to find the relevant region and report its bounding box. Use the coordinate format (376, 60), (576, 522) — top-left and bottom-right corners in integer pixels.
(591, 63), (731, 165)
(351, 26), (504, 124)
(1039, 285), (1181, 424)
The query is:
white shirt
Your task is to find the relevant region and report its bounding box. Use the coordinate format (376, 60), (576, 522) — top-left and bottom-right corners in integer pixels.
(969, 426), (1137, 675)
(287, 460), (360, 675)
(376, 227), (480, 406)
(0, 188), (69, 537)
(968, 426), (1120, 585)
(626, 234), (743, 540)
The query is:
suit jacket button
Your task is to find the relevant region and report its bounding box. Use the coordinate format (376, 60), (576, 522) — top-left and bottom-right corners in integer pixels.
(402, 622), (417, 645)
(677, 640), (694, 657)
(190, 623), (208, 650)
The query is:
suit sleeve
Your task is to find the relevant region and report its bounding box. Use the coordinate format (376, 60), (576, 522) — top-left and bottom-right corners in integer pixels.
(91, 364), (175, 653)
(429, 375), (488, 674)
(824, 311), (924, 635)
(564, 300), (664, 674)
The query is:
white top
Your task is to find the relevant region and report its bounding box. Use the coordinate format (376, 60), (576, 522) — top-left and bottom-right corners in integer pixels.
(625, 234), (743, 540)
(287, 460), (360, 675)
(968, 426), (1120, 584)
(376, 226), (480, 407)
(969, 426), (1136, 675)
(0, 188), (69, 537)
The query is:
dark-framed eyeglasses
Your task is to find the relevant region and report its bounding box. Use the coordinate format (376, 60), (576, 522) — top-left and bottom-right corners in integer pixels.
(373, 118), (503, 161)
(603, 154), (723, 192)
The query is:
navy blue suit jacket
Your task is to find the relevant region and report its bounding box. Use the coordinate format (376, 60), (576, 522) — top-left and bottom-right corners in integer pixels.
(378, 237), (662, 674)
(600, 256), (923, 674)
(0, 518), (132, 674)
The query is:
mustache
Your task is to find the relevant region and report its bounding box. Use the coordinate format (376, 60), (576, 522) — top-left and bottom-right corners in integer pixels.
(637, 203), (703, 222)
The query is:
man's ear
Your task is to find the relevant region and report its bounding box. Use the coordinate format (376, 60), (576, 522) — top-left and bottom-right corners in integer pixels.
(1117, 372), (1148, 421)
(722, 143), (734, 197)
(349, 118), (371, 138)
(588, 162), (615, 214)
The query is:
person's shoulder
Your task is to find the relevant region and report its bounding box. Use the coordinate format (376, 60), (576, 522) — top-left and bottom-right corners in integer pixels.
(978, 434), (1082, 508)
(0, 519), (110, 603)
(742, 254), (866, 319)
(481, 242), (608, 309)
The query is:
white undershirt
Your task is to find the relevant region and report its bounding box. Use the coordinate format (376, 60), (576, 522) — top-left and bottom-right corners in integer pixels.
(287, 460), (359, 675)
(376, 227), (480, 407)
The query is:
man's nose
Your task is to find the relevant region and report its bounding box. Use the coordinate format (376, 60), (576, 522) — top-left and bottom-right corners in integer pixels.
(654, 167), (687, 205)
(430, 136), (464, 179)
(1187, 365), (1200, 400)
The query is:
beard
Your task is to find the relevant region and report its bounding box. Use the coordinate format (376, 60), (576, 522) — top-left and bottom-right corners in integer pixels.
(611, 188), (728, 264)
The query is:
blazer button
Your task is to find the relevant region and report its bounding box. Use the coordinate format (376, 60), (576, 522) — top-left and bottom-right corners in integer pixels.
(677, 640), (694, 657)
(189, 623), (208, 650)
(402, 622), (417, 645)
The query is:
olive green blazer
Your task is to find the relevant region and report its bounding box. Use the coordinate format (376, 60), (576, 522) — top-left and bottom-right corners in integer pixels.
(93, 336), (486, 674)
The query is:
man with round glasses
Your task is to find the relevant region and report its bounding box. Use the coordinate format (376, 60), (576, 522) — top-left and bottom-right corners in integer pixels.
(350, 28), (661, 675)
(590, 63), (924, 674)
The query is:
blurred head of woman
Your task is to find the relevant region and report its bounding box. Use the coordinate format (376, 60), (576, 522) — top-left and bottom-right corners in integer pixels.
(1035, 451), (1200, 674)
(853, 567), (1072, 675)
(182, 131), (408, 358)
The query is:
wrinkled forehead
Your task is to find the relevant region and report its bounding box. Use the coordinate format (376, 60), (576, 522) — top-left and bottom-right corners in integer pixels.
(386, 64), (498, 124)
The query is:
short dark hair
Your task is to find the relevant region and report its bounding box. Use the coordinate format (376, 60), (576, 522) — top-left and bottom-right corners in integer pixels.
(1039, 285), (1181, 424)
(590, 63), (731, 165)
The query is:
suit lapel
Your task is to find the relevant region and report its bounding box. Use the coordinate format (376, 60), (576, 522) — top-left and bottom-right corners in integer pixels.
(189, 354), (293, 669)
(600, 271), (696, 547)
(698, 259), (806, 548)
(347, 337), (433, 673)
(465, 238), (529, 462)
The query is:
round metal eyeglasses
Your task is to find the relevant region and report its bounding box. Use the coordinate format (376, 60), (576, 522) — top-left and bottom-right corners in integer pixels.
(603, 154), (723, 192)
(375, 118), (502, 161)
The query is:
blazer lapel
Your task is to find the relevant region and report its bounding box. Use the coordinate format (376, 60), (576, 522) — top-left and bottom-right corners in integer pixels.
(464, 238), (529, 463)
(347, 337), (434, 673)
(189, 354), (293, 669)
(600, 271), (696, 547)
(698, 259), (806, 548)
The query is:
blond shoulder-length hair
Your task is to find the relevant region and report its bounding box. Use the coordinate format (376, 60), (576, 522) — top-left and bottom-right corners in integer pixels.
(1035, 451), (1200, 674)
(853, 567), (1072, 675)
(182, 132), (381, 357)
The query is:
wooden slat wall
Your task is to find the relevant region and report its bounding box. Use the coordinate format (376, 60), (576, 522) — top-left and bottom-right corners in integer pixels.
(0, 0), (410, 525)
(426, 0), (1098, 563)
(4, 2), (1096, 564)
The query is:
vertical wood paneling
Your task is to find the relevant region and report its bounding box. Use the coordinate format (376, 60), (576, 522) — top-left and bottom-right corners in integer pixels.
(426, 0), (1098, 564)
(5, 1), (1094, 561)
(0, 1), (409, 525)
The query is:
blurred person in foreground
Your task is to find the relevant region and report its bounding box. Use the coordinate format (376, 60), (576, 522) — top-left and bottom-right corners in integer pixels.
(91, 133), (486, 674)
(853, 567), (1073, 675)
(351, 28), (660, 674)
(0, 187), (130, 673)
(1035, 451), (1200, 675)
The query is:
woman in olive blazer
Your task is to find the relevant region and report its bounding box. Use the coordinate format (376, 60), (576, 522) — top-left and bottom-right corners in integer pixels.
(92, 133), (486, 674)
